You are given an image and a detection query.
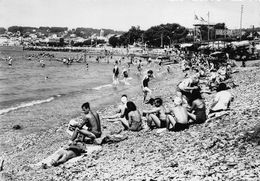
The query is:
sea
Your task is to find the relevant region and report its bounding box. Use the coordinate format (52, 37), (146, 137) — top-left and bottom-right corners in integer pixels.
(0, 47), (144, 115)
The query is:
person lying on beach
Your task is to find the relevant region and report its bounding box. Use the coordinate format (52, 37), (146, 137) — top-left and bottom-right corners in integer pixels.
(166, 97), (189, 131)
(142, 70), (154, 103)
(209, 83), (234, 114)
(42, 142), (86, 168)
(143, 98), (168, 129)
(70, 102), (102, 143)
(187, 89), (207, 124)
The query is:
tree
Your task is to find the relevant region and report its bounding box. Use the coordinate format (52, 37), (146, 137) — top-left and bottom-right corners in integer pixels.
(0, 27), (6, 34)
(143, 23), (188, 47)
(109, 36), (119, 47)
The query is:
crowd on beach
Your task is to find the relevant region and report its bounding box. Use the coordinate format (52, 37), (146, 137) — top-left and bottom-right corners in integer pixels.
(37, 49), (238, 168)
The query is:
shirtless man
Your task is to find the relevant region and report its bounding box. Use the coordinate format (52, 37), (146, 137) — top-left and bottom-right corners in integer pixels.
(70, 102), (102, 143)
(45, 142), (85, 168)
(166, 97), (189, 131)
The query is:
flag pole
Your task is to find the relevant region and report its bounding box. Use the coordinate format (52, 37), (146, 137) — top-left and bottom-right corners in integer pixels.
(207, 11), (210, 45)
(240, 5), (243, 41)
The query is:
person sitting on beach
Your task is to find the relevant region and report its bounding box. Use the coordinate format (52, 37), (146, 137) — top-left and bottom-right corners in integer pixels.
(187, 89), (207, 124)
(125, 101), (142, 131)
(103, 95), (128, 120)
(176, 75), (199, 106)
(143, 98), (167, 129)
(142, 70), (154, 103)
(209, 83), (234, 114)
(166, 97), (189, 131)
(70, 102), (102, 143)
(113, 61), (120, 85)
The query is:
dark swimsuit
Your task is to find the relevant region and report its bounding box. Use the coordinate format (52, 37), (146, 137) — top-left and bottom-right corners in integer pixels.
(143, 77), (149, 87)
(194, 107), (207, 124)
(172, 122), (189, 132)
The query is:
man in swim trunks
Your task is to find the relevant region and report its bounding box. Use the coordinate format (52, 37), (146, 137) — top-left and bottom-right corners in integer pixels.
(70, 102), (102, 143)
(142, 70), (154, 103)
(166, 97), (189, 131)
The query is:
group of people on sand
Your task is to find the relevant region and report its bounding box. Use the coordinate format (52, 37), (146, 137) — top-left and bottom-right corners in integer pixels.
(40, 49), (237, 168)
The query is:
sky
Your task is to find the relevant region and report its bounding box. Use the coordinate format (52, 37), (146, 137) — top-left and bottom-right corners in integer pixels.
(0, 0), (260, 31)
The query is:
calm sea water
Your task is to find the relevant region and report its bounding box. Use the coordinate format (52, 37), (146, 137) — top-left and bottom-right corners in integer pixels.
(0, 49), (142, 114)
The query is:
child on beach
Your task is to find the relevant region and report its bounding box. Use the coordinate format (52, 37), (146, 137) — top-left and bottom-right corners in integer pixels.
(143, 98), (168, 129)
(166, 97), (189, 131)
(70, 102), (102, 143)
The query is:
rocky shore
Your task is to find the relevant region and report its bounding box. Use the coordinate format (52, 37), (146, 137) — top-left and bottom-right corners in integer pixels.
(1, 63), (260, 181)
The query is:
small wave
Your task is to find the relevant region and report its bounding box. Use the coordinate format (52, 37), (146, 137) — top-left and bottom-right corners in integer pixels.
(0, 96), (57, 115)
(93, 84), (113, 90)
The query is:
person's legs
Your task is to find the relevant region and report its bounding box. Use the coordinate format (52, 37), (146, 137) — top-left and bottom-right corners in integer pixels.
(119, 118), (129, 130)
(187, 112), (196, 123)
(52, 150), (77, 166)
(167, 115), (176, 130)
(143, 87), (152, 102)
(149, 114), (161, 128)
(78, 128), (97, 140)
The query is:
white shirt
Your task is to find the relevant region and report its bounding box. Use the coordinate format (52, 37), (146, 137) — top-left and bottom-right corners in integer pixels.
(212, 90), (233, 111)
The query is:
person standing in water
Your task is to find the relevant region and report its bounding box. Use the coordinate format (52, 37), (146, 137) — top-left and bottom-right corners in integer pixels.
(113, 61), (120, 85)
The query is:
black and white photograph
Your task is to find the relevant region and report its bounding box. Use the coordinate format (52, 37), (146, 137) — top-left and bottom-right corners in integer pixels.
(0, 0), (260, 180)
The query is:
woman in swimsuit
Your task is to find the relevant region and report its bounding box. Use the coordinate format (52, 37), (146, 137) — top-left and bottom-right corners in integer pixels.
(187, 89), (207, 124)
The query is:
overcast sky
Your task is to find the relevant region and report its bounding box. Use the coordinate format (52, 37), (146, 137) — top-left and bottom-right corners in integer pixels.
(1, 0), (260, 31)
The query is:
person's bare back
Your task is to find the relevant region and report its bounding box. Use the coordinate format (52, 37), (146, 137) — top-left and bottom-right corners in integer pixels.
(172, 106), (188, 124)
